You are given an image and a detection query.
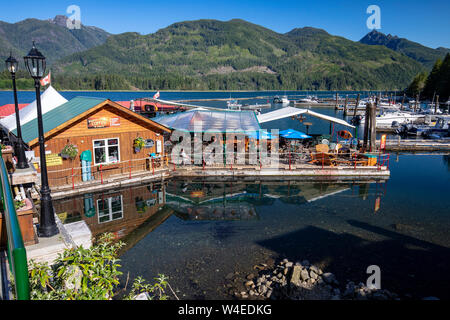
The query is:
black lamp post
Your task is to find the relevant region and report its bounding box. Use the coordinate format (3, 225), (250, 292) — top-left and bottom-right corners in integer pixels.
(5, 53), (29, 169)
(24, 42), (58, 237)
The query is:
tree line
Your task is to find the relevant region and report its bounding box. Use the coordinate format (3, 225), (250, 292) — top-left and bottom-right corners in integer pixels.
(406, 53), (450, 101)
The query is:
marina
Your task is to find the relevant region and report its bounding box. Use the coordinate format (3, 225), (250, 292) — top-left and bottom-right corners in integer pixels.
(0, 89), (449, 301)
(0, 0), (449, 307)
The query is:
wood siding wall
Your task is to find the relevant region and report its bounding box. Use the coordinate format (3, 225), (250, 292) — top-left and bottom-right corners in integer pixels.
(31, 105), (167, 187)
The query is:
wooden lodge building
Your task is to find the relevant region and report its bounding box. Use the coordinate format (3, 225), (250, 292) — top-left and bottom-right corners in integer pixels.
(12, 96), (172, 187)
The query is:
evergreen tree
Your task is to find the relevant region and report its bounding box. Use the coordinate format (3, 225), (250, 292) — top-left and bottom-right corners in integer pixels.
(406, 72), (428, 97)
(423, 58), (442, 98)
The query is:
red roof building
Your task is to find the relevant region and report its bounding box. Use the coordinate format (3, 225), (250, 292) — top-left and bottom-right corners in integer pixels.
(0, 103), (29, 118)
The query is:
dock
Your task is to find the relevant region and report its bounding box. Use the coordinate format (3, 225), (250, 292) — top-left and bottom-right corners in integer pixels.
(378, 138), (450, 152)
(47, 163), (390, 200)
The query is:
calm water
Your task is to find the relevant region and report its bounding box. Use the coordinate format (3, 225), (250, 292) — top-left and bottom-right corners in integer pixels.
(5, 90), (448, 299)
(53, 153), (450, 300)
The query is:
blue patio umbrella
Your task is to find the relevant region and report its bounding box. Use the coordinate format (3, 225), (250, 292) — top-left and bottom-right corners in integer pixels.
(279, 129), (311, 139)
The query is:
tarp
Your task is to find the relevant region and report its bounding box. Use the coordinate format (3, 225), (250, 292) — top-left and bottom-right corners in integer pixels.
(0, 85), (68, 132)
(257, 106), (355, 128)
(152, 109), (261, 133)
(279, 129), (311, 139)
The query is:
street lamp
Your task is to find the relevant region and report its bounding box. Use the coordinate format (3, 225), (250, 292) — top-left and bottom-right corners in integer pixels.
(5, 53), (29, 169)
(24, 42), (58, 237)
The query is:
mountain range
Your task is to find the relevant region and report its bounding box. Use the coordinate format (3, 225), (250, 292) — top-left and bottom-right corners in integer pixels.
(360, 30), (450, 69)
(0, 15), (110, 65)
(0, 17), (448, 91)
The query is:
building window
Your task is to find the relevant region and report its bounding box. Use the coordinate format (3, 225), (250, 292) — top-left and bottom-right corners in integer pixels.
(97, 195), (123, 223)
(93, 138), (120, 165)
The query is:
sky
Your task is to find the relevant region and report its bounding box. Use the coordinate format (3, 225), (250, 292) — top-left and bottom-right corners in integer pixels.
(1, 0), (449, 49)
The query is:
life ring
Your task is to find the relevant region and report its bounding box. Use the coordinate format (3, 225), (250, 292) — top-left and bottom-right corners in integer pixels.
(337, 130), (353, 139)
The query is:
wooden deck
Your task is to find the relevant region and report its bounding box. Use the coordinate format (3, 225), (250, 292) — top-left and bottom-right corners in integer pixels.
(49, 163), (390, 200)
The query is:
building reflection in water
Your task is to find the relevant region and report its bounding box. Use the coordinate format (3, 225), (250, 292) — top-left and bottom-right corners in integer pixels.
(53, 179), (387, 250)
(53, 182), (169, 242)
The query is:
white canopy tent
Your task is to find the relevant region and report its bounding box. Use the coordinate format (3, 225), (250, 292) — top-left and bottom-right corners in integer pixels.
(257, 106), (355, 128)
(0, 85), (68, 132)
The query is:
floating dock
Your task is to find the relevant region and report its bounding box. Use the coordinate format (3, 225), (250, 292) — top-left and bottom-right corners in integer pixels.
(379, 138), (450, 152)
(49, 163), (390, 200)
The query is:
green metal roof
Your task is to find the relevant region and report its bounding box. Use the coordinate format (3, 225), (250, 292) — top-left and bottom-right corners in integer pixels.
(13, 96), (106, 143)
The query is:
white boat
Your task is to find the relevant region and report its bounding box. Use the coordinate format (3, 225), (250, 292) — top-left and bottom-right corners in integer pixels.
(360, 110), (424, 128)
(280, 95), (290, 105)
(227, 99), (242, 110)
(297, 95), (318, 104)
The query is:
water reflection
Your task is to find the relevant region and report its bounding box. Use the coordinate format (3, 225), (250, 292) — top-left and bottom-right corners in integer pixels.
(54, 183), (169, 241)
(55, 178), (387, 240)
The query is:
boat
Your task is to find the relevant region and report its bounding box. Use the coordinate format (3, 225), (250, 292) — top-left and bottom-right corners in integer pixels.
(280, 95), (290, 105)
(227, 99), (242, 110)
(395, 115), (434, 136)
(240, 103), (271, 111)
(273, 95), (290, 106)
(297, 95), (318, 104)
(421, 115), (450, 138)
(360, 110), (424, 129)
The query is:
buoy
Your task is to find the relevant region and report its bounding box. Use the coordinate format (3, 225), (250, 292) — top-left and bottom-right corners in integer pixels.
(337, 130), (353, 139)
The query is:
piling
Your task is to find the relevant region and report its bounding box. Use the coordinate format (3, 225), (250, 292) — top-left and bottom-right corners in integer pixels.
(401, 93), (406, 110)
(369, 101), (377, 152)
(343, 95), (348, 116)
(363, 102), (370, 150)
(335, 92), (338, 110)
(353, 93), (361, 117)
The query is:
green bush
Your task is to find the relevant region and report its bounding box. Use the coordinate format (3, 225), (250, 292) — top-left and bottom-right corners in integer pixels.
(25, 233), (172, 300)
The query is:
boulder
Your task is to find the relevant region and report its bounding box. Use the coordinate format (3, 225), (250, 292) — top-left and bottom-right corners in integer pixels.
(290, 265), (302, 287)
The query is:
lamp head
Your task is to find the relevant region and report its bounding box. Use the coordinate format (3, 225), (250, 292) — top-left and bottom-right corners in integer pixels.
(24, 41), (46, 79)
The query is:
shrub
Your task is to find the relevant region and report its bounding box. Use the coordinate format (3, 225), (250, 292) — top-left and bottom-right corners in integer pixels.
(25, 233), (172, 300)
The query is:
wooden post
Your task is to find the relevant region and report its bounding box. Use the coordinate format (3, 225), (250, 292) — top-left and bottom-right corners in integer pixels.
(353, 93), (361, 117)
(343, 95), (348, 116)
(289, 147), (291, 171)
(100, 164), (103, 184)
(129, 159), (132, 179)
(369, 101), (377, 152)
(401, 93), (406, 110)
(363, 102), (370, 150)
(335, 92), (338, 110)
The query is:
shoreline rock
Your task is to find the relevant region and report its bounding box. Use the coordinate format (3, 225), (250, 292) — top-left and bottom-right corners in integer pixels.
(230, 258), (402, 300)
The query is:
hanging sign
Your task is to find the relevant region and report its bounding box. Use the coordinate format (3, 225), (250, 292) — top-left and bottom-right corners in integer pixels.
(87, 117), (120, 129)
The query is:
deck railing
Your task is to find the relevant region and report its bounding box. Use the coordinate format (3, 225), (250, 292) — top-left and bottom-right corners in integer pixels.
(0, 149), (30, 300)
